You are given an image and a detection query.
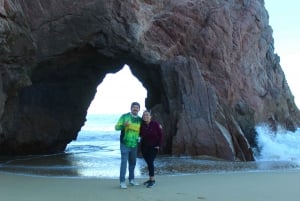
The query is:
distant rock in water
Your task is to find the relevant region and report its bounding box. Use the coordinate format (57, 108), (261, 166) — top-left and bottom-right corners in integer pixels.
(0, 0), (299, 161)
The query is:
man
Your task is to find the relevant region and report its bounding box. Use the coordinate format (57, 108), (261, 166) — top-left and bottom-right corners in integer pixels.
(115, 102), (142, 189)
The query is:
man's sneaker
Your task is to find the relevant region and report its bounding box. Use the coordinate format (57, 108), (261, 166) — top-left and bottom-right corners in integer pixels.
(129, 179), (139, 186)
(120, 182), (127, 189)
(143, 180), (151, 185)
(147, 180), (156, 188)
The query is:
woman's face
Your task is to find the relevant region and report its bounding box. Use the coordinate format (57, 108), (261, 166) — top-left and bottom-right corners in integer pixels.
(142, 111), (151, 123)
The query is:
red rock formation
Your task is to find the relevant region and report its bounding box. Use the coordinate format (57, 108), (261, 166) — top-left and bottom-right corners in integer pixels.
(0, 0), (299, 160)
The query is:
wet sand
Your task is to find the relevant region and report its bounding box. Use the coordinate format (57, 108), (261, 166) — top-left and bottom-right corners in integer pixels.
(0, 170), (299, 201)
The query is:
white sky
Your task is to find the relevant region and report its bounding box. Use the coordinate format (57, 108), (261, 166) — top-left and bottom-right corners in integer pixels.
(87, 65), (147, 114)
(88, 1), (300, 114)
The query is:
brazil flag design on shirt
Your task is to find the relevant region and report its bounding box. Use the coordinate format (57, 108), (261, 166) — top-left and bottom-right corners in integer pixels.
(115, 113), (142, 148)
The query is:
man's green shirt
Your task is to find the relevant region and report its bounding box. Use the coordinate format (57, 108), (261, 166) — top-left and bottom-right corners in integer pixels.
(115, 113), (142, 148)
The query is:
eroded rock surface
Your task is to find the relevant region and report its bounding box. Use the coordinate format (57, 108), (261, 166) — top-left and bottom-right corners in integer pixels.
(0, 0), (299, 160)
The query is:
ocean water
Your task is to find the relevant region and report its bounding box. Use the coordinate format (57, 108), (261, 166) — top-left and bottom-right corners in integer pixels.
(0, 114), (300, 178)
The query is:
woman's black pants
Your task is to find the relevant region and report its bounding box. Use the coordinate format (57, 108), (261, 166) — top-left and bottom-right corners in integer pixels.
(141, 146), (158, 177)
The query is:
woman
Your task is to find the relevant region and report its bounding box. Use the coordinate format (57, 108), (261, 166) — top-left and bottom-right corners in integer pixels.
(140, 110), (163, 188)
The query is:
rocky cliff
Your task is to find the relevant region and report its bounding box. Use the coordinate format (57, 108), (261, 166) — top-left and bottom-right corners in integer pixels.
(0, 0), (299, 160)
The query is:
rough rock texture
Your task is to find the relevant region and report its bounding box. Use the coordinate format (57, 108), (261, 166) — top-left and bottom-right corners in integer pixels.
(0, 0), (299, 160)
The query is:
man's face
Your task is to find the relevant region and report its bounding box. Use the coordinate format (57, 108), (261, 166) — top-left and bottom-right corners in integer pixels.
(131, 105), (140, 115)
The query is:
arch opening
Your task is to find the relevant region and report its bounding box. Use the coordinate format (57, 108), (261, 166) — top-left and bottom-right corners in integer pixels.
(65, 64), (147, 177)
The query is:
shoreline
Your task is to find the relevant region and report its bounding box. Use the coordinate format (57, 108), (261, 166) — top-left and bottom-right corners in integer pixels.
(1, 153), (299, 178)
(0, 170), (299, 201)
(0, 165), (299, 180)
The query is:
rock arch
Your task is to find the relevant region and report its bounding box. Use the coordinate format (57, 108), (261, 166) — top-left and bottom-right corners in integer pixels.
(0, 0), (299, 160)
(6, 45), (166, 154)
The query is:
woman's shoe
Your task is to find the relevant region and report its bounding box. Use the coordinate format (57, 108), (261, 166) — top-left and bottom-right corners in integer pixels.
(147, 180), (156, 188)
(143, 180), (151, 185)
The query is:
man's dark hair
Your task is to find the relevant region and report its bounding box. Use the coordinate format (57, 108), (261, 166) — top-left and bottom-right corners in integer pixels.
(131, 102), (140, 109)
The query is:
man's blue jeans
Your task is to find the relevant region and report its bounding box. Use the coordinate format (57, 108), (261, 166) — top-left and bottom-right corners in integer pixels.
(120, 143), (137, 182)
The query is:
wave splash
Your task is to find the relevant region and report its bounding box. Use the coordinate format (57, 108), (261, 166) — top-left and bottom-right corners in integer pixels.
(254, 124), (300, 163)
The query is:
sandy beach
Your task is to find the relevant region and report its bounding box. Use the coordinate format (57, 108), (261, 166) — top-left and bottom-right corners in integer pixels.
(0, 170), (299, 201)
